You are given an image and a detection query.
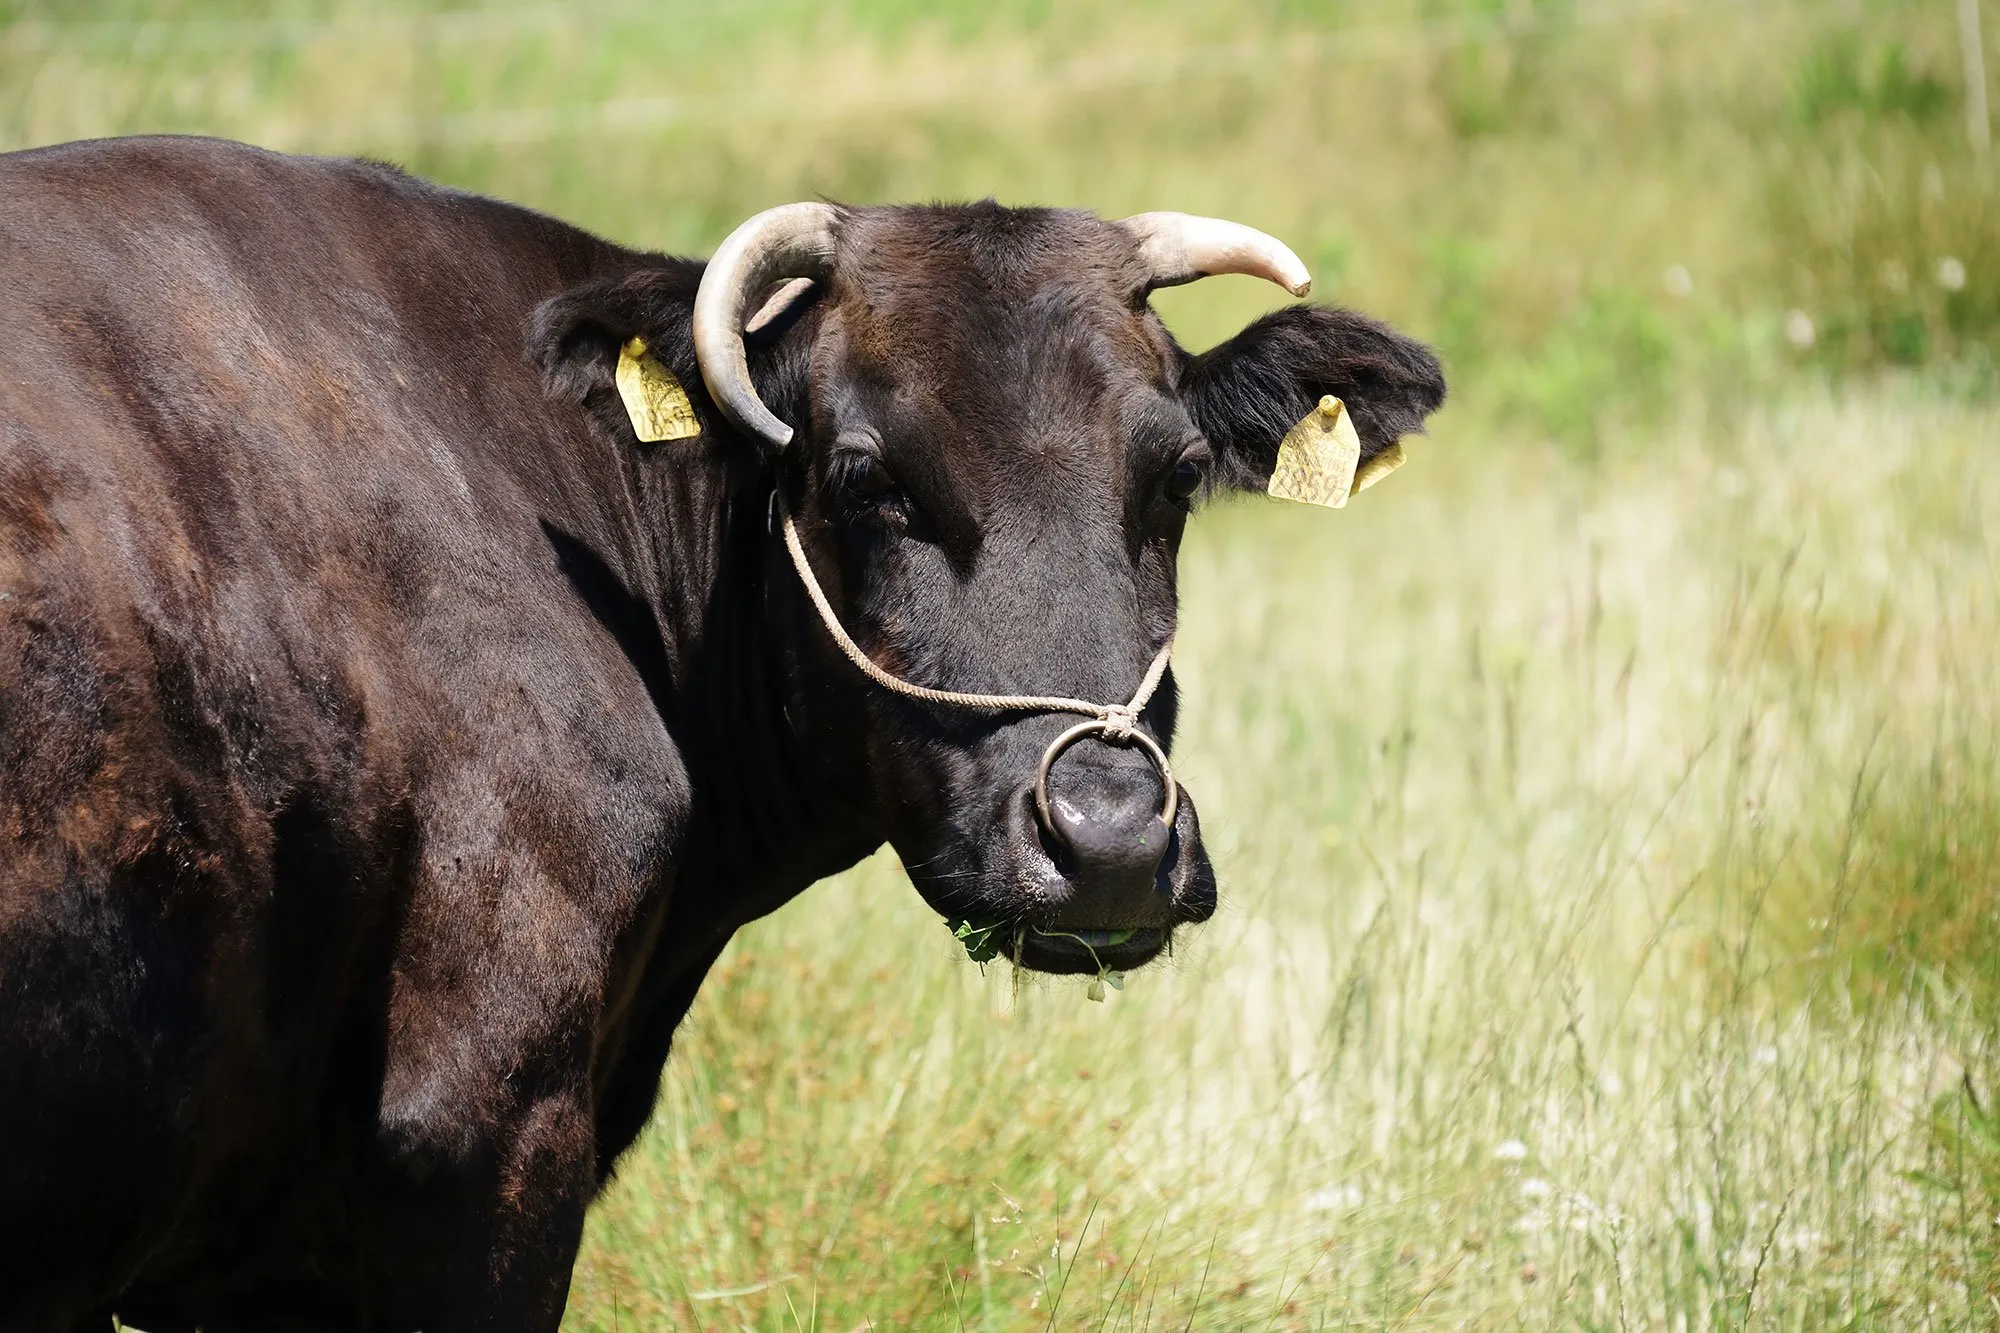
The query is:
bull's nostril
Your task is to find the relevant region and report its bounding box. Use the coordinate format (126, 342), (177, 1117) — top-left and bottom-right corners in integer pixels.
(1031, 792), (1077, 876)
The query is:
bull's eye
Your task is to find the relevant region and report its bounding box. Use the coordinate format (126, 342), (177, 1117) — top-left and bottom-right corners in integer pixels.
(833, 451), (904, 517)
(851, 457), (898, 499)
(1166, 455), (1207, 504)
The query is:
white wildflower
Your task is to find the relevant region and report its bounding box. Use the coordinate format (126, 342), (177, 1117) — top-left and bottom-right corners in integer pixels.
(1784, 311), (1816, 349)
(1513, 1208), (1554, 1235)
(1305, 1183), (1364, 1213)
(1778, 1228), (1824, 1258)
(1520, 1177), (1554, 1200)
(1570, 1191), (1624, 1227)
(1937, 256), (1968, 292)
(1663, 264), (1693, 298)
(1495, 1139), (1529, 1162)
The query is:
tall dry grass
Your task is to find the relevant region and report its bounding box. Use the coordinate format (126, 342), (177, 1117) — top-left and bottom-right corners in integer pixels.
(564, 392), (2000, 1329)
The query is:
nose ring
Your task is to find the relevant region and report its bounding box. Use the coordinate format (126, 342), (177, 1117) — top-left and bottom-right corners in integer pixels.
(1032, 719), (1179, 835)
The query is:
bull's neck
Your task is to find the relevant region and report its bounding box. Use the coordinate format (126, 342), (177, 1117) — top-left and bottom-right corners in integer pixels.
(631, 443), (879, 969)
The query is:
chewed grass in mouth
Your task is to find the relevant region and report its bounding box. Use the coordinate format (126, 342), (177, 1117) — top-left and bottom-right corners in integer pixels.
(951, 919), (1161, 999)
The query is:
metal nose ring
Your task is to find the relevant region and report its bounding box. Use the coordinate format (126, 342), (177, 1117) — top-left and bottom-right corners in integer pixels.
(1033, 719), (1180, 835)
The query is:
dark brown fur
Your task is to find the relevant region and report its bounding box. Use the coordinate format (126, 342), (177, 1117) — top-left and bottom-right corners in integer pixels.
(0, 139), (1442, 1330)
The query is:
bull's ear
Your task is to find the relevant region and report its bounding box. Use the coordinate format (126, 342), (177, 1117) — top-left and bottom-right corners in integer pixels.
(526, 262), (706, 404)
(1178, 306), (1446, 494)
(527, 260), (819, 445)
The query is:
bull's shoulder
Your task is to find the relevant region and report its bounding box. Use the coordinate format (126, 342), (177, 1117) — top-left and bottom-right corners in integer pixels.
(0, 135), (665, 673)
(0, 137), (696, 885)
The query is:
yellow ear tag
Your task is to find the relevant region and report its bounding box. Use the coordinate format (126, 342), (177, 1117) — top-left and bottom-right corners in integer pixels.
(614, 337), (701, 442)
(1353, 440), (1406, 495)
(1267, 395), (1361, 508)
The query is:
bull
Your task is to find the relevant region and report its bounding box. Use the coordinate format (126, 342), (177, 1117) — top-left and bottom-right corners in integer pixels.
(0, 135), (1442, 1330)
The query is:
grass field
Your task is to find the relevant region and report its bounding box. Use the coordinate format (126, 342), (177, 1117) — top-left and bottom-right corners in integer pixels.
(8, 0), (1999, 1327)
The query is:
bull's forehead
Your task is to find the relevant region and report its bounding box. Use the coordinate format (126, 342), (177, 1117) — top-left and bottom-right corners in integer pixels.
(836, 202), (1146, 307)
(822, 204), (1183, 487)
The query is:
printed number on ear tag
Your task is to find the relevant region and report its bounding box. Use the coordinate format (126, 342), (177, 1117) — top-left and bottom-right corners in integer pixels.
(1267, 395), (1361, 508)
(615, 337), (702, 442)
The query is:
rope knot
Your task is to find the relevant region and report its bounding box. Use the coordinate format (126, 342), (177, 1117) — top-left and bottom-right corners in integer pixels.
(1100, 703), (1141, 742)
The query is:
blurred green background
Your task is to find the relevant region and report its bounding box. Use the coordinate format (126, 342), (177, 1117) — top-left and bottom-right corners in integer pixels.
(10, 3), (2000, 1328)
(5, 0), (1996, 444)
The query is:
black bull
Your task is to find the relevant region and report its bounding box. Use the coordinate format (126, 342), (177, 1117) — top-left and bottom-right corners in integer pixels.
(0, 137), (1443, 1330)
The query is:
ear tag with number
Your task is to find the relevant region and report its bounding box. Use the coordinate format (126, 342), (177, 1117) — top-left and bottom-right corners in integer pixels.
(615, 337), (701, 442)
(1267, 395), (1362, 508)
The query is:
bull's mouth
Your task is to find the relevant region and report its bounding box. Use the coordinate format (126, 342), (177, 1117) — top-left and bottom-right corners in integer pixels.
(951, 916), (1171, 975)
(1006, 925), (1169, 975)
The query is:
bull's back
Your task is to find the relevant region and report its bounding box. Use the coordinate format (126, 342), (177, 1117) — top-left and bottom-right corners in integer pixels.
(0, 137), (634, 1323)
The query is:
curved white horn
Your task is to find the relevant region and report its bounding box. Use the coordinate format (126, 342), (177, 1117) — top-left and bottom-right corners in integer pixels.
(1117, 212), (1312, 298)
(692, 203), (840, 449)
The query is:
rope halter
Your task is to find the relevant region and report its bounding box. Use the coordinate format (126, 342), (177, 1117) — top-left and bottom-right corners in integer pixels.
(773, 488), (1179, 833)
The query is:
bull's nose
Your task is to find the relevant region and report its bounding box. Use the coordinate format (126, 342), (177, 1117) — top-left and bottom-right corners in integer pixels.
(1038, 743), (1173, 905)
(1048, 800), (1171, 892)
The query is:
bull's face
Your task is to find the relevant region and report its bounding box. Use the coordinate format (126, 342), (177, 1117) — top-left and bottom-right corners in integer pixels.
(535, 202), (1443, 975)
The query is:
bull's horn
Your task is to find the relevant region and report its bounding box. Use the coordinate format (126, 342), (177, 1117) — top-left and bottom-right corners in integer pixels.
(692, 203), (840, 449)
(1117, 212), (1312, 298)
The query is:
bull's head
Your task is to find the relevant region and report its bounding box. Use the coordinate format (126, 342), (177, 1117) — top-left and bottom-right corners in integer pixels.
(538, 202), (1443, 976)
